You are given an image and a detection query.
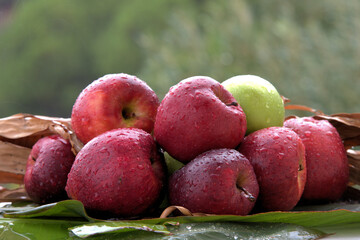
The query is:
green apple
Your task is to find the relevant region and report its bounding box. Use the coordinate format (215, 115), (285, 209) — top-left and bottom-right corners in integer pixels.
(222, 75), (284, 134)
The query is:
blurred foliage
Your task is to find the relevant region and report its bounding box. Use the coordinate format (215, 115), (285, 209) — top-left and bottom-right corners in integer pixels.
(139, 0), (360, 115)
(0, 0), (359, 117)
(0, 0), (179, 117)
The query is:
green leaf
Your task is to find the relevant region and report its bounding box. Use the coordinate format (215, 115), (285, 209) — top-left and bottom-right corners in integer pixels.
(134, 203), (360, 228)
(141, 207), (360, 228)
(294, 201), (360, 212)
(164, 152), (184, 176)
(2, 200), (97, 222)
(0, 218), (87, 240)
(165, 222), (325, 240)
(0, 201), (39, 214)
(3, 200), (360, 228)
(70, 221), (175, 238)
(2, 200), (360, 239)
(316, 222), (360, 238)
(0, 217), (326, 240)
(0, 183), (21, 191)
(70, 222), (326, 240)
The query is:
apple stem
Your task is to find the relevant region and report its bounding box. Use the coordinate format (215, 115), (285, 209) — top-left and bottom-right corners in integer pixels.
(298, 163), (304, 171)
(226, 102), (238, 107)
(122, 107), (136, 120)
(238, 186), (256, 202)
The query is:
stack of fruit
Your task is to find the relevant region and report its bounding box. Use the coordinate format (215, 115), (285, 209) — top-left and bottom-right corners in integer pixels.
(23, 73), (349, 218)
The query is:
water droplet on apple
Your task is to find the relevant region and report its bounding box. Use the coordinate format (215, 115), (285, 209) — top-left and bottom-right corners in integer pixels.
(304, 131), (311, 137)
(137, 164), (144, 170)
(50, 178), (55, 186)
(99, 147), (110, 157)
(94, 192), (99, 200)
(326, 131), (333, 137)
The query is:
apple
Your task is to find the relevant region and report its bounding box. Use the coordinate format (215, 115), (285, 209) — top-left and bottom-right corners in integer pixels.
(65, 128), (166, 217)
(71, 73), (160, 144)
(24, 135), (76, 204)
(168, 148), (259, 215)
(284, 117), (349, 201)
(154, 76), (247, 163)
(238, 127), (306, 211)
(222, 75), (285, 134)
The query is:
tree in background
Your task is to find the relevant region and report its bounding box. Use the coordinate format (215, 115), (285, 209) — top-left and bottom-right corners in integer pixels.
(0, 0), (177, 117)
(139, 0), (360, 114)
(0, 0), (359, 117)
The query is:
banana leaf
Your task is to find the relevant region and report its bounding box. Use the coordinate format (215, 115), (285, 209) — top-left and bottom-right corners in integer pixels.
(2, 200), (360, 239)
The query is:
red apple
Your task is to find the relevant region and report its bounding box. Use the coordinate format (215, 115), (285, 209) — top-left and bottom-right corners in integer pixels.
(24, 135), (75, 204)
(65, 128), (166, 217)
(71, 73), (160, 144)
(168, 148), (259, 215)
(238, 127), (306, 211)
(284, 117), (349, 201)
(154, 76), (247, 163)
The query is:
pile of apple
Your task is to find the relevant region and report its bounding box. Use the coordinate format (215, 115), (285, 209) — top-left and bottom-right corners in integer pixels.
(24, 73), (349, 218)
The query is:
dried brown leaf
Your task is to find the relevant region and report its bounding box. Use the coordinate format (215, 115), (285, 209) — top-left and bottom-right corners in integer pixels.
(285, 104), (324, 115)
(0, 113), (84, 187)
(0, 171), (24, 185)
(0, 113), (83, 154)
(0, 141), (30, 176)
(0, 184), (29, 202)
(348, 150), (360, 186)
(313, 113), (360, 149)
(0, 113), (70, 139)
(159, 206), (212, 218)
(281, 95), (291, 104)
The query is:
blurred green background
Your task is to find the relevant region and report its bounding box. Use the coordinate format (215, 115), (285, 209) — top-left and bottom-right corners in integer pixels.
(0, 0), (359, 118)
